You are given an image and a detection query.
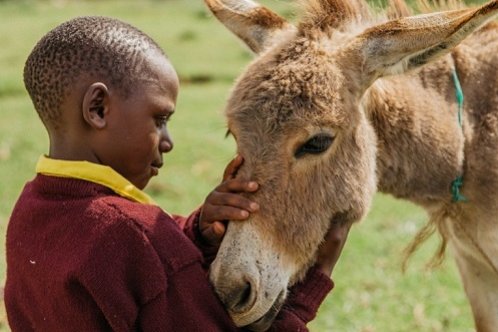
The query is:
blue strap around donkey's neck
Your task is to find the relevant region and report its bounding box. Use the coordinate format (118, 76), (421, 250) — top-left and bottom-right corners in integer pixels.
(450, 69), (467, 203)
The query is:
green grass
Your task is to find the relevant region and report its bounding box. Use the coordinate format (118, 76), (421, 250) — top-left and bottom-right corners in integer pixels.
(0, 0), (486, 331)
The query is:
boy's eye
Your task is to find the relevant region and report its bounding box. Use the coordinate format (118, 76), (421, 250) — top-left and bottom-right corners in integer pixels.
(155, 115), (169, 128)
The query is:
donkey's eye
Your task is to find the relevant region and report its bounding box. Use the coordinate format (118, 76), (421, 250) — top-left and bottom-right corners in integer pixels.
(295, 135), (334, 158)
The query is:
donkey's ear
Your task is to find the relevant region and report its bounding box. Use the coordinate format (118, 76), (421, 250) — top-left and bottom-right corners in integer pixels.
(344, 0), (498, 86)
(204, 0), (296, 53)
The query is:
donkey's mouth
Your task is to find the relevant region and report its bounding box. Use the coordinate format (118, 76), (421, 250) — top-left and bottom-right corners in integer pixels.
(244, 290), (285, 332)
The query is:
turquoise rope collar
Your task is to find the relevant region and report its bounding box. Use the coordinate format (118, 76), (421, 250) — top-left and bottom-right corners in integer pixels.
(450, 69), (467, 203)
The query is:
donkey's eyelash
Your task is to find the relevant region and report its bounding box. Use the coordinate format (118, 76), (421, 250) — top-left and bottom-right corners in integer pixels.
(295, 134), (335, 158)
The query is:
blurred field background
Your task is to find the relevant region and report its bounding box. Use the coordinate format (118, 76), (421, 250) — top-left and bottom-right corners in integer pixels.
(0, 0), (490, 331)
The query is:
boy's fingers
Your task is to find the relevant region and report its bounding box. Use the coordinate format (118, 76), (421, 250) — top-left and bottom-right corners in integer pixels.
(315, 222), (352, 276)
(217, 179), (259, 193)
(212, 221), (226, 235)
(204, 205), (252, 222)
(201, 221), (226, 243)
(223, 155), (244, 180)
(318, 223), (351, 255)
(208, 192), (259, 212)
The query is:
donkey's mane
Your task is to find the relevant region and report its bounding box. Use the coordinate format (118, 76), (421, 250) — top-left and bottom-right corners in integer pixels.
(298, 0), (373, 30)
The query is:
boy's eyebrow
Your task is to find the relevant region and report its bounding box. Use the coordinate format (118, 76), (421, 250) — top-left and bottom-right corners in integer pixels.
(157, 103), (175, 115)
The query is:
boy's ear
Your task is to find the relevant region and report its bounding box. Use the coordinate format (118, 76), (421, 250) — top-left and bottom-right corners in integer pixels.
(82, 83), (109, 129)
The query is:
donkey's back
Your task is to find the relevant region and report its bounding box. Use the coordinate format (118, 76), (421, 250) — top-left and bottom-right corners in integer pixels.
(369, 16), (498, 331)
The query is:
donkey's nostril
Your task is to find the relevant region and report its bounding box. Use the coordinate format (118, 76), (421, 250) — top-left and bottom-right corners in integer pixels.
(226, 280), (256, 313)
(237, 282), (252, 309)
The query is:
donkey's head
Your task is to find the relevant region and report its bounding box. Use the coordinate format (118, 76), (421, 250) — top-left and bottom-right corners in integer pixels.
(205, 0), (498, 329)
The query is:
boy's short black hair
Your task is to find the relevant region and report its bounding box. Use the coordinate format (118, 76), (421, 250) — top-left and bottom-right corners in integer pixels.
(24, 16), (165, 128)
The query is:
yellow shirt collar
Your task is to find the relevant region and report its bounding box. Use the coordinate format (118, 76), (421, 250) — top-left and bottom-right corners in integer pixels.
(36, 155), (157, 205)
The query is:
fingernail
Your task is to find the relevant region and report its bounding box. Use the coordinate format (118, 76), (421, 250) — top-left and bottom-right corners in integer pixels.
(241, 210), (249, 218)
(250, 202), (259, 211)
(249, 182), (258, 190)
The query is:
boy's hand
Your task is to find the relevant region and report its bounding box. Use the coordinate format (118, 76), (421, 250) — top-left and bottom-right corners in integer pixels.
(315, 220), (352, 277)
(199, 155), (259, 247)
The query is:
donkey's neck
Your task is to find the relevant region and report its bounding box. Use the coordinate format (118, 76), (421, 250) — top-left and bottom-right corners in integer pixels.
(363, 55), (465, 208)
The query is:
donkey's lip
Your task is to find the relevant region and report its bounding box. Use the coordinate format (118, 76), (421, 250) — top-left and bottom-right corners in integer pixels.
(244, 289), (285, 331)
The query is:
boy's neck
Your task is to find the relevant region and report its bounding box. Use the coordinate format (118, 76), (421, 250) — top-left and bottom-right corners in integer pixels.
(48, 135), (100, 164)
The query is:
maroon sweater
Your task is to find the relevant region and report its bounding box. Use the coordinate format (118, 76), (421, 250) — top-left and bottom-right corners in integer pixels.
(5, 175), (333, 331)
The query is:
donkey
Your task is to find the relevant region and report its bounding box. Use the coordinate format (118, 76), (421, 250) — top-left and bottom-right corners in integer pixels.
(203, 0), (498, 330)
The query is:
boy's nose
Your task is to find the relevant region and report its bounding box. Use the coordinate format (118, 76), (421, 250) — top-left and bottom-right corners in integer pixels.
(159, 127), (174, 153)
(159, 137), (173, 153)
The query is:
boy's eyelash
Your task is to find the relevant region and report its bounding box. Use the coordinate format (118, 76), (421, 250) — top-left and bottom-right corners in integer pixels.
(155, 116), (170, 127)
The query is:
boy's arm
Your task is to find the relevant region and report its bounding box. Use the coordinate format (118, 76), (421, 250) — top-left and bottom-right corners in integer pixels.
(269, 266), (333, 331)
(172, 209), (219, 265)
(162, 219), (346, 332)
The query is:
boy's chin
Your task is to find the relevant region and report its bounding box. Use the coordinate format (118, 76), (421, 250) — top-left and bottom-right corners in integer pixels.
(131, 176), (151, 191)
(128, 169), (157, 190)
(136, 180), (150, 190)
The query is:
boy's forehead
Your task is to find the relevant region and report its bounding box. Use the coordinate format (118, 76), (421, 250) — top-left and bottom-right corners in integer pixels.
(143, 52), (179, 92)
(119, 52), (179, 110)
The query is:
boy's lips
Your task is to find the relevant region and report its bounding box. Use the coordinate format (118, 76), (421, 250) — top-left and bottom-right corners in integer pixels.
(151, 163), (163, 176)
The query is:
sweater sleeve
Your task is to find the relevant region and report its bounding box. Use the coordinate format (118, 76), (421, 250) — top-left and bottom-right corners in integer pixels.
(172, 207), (219, 265)
(137, 261), (239, 331)
(268, 266), (334, 331)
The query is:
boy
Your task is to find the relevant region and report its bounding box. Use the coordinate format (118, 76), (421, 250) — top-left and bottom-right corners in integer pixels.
(5, 16), (349, 331)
